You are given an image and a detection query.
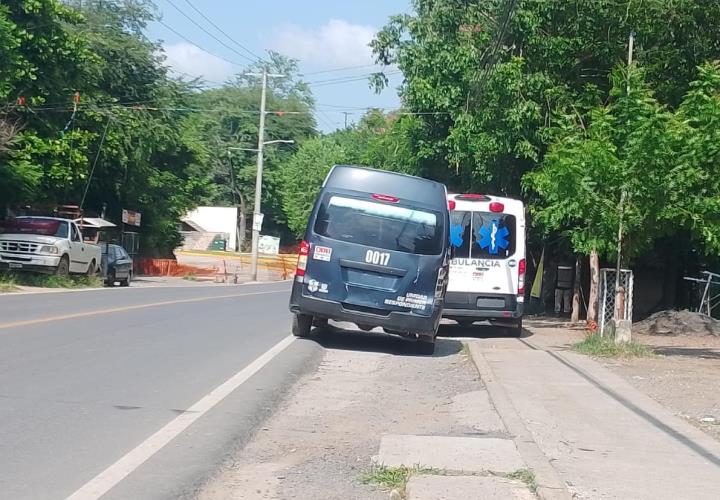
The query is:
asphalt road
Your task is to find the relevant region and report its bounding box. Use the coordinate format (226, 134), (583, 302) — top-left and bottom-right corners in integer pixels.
(0, 282), (321, 500)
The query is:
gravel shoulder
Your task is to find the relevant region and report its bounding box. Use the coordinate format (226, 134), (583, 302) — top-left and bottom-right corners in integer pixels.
(197, 326), (501, 500)
(603, 331), (720, 440)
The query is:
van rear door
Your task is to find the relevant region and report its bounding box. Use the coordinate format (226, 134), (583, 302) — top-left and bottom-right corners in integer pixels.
(305, 193), (445, 318)
(448, 210), (519, 296)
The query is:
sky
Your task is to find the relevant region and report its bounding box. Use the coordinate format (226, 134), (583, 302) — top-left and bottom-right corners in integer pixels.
(146, 0), (410, 132)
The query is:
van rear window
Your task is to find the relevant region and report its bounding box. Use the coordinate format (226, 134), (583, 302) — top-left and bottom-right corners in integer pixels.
(314, 195), (443, 255)
(450, 211), (516, 259)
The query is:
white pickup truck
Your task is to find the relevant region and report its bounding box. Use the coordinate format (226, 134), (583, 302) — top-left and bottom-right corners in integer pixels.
(0, 217), (101, 276)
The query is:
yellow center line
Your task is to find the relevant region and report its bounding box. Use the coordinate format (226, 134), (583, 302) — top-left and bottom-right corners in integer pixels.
(0, 289), (288, 330)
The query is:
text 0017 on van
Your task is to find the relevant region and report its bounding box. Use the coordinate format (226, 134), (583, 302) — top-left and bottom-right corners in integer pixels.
(443, 193), (526, 335)
(288, 165), (450, 354)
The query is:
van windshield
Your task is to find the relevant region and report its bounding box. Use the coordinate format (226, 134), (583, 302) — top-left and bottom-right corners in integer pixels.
(314, 195), (443, 255)
(450, 211), (516, 259)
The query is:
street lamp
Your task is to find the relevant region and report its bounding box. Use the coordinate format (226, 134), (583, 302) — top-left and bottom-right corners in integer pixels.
(228, 139), (295, 281)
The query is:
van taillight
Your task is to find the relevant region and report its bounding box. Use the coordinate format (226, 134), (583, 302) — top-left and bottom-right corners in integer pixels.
(296, 240), (310, 277)
(372, 193), (400, 203)
(489, 202), (504, 213)
(518, 258), (526, 295)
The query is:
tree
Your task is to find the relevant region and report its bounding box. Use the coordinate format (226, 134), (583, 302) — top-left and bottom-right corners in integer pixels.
(0, 0), (212, 256)
(371, 0), (720, 194)
(181, 56), (316, 246)
(279, 128), (371, 236)
(526, 62), (720, 263)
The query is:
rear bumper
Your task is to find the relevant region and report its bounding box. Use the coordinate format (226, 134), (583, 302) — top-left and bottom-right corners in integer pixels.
(289, 283), (441, 337)
(443, 291), (523, 320)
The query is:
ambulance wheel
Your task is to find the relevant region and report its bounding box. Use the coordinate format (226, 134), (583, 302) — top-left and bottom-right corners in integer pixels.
(508, 318), (523, 337)
(292, 313), (313, 338)
(417, 335), (435, 355)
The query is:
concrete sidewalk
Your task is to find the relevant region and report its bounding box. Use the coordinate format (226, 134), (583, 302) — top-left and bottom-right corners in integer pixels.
(467, 323), (720, 500)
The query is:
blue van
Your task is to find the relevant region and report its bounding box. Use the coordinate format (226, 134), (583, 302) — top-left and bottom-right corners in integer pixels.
(288, 165), (450, 354)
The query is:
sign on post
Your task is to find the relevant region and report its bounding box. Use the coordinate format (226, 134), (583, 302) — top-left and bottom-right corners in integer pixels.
(258, 235), (280, 255)
(122, 209), (142, 227)
(252, 212), (264, 232)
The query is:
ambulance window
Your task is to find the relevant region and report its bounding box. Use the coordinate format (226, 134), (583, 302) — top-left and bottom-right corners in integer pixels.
(470, 212), (516, 259)
(449, 211), (471, 259)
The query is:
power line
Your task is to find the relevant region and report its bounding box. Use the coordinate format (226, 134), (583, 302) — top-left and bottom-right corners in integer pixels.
(307, 71), (402, 88)
(316, 110), (338, 130)
(300, 64), (380, 76)
(157, 19), (247, 67)
(180, 0), (264, 61)
(163, 0), (259, 63)
(306, 70), (400, 85)
(474, 0), (518, 96)
(80, 115), (112, 210)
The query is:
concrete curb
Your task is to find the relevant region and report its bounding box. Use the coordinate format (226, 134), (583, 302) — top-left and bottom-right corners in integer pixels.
(466, 342), (572, 500)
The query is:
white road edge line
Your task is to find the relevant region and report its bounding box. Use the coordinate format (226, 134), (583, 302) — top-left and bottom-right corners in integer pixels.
(65, 335), (296, 500)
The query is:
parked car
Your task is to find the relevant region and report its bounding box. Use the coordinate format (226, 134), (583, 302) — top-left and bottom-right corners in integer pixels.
(102, 244), (133, 286)
(288, 165), (450, 354)
(0, 217), (101, 276)
(443, 193), (527, 335)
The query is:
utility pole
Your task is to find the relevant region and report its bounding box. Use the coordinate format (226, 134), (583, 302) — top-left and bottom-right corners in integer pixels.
(245, 67), (284, 281)
(614, 31), (635, 320)
(342, 111), (353, 128)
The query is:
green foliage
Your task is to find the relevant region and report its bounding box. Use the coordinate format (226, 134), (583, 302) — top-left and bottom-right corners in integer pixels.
(506, 468), (538, 493)
(527, 63), (720, 259)
(572, 333), (652, 358)
(279, 132), (357, 236)
(362, 464), (442, 492)
(0, 272), (103, 289)
(371, 0), (720, 254)
(0, 0), (212, 256)
(181, 55), (316, 242)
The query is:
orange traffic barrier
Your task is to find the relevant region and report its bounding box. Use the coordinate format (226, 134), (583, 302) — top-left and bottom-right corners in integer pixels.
(136, 258), (216, 277)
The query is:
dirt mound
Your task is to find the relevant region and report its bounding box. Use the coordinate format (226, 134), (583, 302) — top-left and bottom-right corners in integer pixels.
(634, 310), (720, 337)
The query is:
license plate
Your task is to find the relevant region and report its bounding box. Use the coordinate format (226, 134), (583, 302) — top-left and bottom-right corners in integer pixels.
(8, 262), (23, 269)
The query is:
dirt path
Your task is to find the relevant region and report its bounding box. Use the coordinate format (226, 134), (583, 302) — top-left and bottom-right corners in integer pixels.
(198, 327), (498, 500)
(604, 331), (720, 440)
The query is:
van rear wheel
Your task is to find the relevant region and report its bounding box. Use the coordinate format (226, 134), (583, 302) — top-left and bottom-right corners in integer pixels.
(292, 313), (313, 338)
(417, 335), (435, 355)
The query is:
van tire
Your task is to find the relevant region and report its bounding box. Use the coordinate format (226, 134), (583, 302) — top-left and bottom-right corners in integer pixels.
(417, 335), (435, 355)
(312, 317), (328, 329)
(292, 313), (313, 338)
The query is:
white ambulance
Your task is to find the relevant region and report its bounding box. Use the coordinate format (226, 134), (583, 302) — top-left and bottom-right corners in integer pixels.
(443, 193), (526, 334)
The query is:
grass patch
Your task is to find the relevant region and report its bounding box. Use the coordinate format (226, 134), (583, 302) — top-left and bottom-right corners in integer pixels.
(506, 468), (538, 493)
(572, 333), (652, 358)
(0, 274), (19, 293)
(0, 272), (103, 289)
(363, 464), (444, 494)
(182, 274), (198, 281)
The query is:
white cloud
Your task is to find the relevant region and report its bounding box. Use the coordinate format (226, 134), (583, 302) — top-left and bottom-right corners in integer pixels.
(267, 19), (376, 67)
(162, 42), (238, 83)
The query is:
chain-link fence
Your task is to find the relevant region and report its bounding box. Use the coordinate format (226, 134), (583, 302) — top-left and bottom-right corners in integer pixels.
(598, 269), (634, 336)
